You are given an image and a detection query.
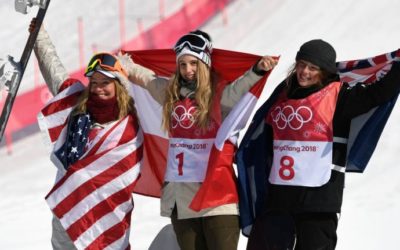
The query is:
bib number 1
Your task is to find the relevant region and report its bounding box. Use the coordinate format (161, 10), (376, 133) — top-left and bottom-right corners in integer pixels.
(176, 152), (184, 176)
(279, 155), (295, 180)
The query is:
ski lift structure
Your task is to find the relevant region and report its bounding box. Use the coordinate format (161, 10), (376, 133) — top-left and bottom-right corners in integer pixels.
(0, 0), (50, 152)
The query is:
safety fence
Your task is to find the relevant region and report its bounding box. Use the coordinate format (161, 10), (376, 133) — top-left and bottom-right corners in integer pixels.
(0, 0), (232, 153)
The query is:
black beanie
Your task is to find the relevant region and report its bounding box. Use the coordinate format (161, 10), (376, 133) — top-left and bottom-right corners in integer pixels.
(295, 39), (337, 74)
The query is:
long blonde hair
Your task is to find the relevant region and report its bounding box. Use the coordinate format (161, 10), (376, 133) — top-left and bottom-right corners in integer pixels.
(162, 60), (214, 132)
(73, 79), (135, 119)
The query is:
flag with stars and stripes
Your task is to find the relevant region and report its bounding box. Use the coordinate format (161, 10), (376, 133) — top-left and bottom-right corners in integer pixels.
(53, 113), (92, 170)
(38, 80), (143, 250)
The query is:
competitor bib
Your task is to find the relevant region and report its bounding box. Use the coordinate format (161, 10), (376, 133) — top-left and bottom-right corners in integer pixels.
(269, 140), (333, 186)
(266, 82), (341, 187)
(165, 138), (214, 182)
(165, 97), (220, 182)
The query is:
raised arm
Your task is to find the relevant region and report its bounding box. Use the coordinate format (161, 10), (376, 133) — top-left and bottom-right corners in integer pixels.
(220, 55), (278, 118)
(30, 19), (68, 96)
(117, 53), (168, 105)
(337, 61), (400, 119)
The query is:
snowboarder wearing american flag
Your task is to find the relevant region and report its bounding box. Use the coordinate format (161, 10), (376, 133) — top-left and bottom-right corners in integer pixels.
(31, 19), (143, 250)
(237, 39), (400, 250)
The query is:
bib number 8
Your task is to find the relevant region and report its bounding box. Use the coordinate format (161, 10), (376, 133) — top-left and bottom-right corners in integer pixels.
(279, 155), (295, 180)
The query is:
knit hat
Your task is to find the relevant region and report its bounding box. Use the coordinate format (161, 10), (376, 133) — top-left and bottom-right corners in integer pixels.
(174, 30), (213, 67)
(295, 39), (337, 74)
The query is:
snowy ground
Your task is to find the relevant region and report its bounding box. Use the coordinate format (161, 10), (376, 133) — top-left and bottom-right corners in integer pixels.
(1, 0), (400, 249)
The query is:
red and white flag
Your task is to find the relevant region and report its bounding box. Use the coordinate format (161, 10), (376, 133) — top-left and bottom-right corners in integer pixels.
(37, 49), (277, 249)
(124, 49), (277, 210)
(189, 61), (276, 211)
(38, 80), (143, 250)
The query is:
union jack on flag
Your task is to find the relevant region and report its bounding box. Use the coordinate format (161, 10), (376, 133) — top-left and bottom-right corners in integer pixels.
(236, 49), (400, 236)
(336, 49), (400, 172)
(38, 80), (143, 250)
(337, 49), (400, 85)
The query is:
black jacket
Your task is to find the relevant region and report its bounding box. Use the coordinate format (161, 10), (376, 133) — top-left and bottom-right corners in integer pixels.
(239, 62), (400, 216)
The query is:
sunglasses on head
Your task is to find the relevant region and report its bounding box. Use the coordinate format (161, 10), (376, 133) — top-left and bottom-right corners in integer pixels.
(173, 33), (212, 54)
(84, 52), (127, 77)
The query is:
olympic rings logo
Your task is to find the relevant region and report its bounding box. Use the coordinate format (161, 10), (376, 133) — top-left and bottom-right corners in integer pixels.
(271, 105), (313, 130)
(171, 105), (196, 129)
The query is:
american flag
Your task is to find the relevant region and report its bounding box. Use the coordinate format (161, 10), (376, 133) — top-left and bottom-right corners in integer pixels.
(53, 113), (92, 170)
(38, 80), (143, 250)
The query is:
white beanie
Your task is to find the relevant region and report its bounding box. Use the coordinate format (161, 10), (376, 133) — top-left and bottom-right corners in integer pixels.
(174, 30), (213, 67)
(176, 46), (212, 67)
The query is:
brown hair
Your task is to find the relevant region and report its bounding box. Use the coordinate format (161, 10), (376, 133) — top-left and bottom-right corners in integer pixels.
(285, 61), (337, 89)
(162, 60), (214, 132)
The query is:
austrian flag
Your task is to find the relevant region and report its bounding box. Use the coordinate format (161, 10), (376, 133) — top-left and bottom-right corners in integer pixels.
(38, 48), (277, 249)
(124, 49), (277, 211)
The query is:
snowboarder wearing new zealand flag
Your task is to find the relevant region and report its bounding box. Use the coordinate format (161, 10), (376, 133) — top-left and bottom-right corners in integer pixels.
(237, 39), (400, 250)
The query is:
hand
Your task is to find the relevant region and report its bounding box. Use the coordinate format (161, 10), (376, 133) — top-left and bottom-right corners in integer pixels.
(29, 18), (37, 33)
(116, 51), (135, 77)
(256, 56), (278, 72)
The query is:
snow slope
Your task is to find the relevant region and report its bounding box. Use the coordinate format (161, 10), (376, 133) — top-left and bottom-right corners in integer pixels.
(1, 0), (400, 249)
(0, 0), (182, 93)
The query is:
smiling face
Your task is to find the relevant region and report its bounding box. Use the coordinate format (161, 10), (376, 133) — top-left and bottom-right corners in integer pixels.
(178, 54), (198, 82)
(295, 60), (322, 87)
(89, 72), (117, 100)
